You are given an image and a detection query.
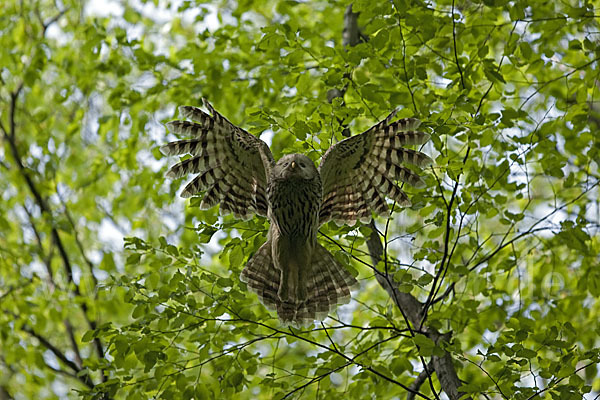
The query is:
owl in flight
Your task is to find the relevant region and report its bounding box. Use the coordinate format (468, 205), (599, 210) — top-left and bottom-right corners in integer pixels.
(161, 99), (432, 326)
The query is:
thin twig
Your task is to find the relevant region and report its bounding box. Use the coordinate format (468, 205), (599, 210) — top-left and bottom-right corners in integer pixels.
(451, 0), (465, 90)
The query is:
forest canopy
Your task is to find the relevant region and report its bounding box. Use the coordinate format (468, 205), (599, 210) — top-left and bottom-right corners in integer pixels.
(0, 0), (599, 399)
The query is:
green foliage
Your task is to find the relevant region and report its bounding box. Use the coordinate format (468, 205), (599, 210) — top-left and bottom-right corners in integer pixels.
(1, 0), (599, 399)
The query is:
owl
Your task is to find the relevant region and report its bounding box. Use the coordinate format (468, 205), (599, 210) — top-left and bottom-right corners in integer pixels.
(161, 99), (432, 326)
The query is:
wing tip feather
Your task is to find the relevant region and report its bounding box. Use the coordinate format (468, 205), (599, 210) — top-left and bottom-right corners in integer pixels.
(178, 105), (195, 119)
(419, 154), (434, 167)
(413, 177), (427, 189)
(199, 200), (213, 209)
(180, 189), (193, 198)
(408, 118), (422, 130)
(398, 199), (412, 207)
(165, 121), (178, 131)
(202, 98), (216, 115)
(159, 144), (172, 156)
(384, 108), (399, 124)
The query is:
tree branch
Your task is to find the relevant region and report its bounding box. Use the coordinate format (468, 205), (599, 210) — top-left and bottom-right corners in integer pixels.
(283, 329), (405, 399)
(57, 188), (99, 289)
(391, 1), (418, 113)
(342, 4), (360, 47)
(2, 103), (76, 285)
(421, 146), (470, 323)
(524, 362), (596, 400)
(2, 87), (107, 384)
(366, 222), (441, 400)
(328, 5), (459, 398)
(21, 325), (94, 389)
(258, 321), (433, 399)
(0, 386), (13, 400)
(408, 362), (435, 400)
(21, 204), (84, 368)
(327, 3), (365, 137)
(451, 0), (465, 89)
(365, 223), (469, 400)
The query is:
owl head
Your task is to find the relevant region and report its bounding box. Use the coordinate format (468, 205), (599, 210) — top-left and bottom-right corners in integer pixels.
(273, 154), (318, 180)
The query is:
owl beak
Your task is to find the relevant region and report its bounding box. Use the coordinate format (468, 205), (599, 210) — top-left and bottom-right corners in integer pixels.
(291, 161), (297, 169)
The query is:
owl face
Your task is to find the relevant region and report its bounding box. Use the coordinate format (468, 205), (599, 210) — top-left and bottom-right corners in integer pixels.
(274, 154), (318, 180)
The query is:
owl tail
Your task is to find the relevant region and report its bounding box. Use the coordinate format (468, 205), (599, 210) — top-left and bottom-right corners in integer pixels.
(240, 241), (358, 326)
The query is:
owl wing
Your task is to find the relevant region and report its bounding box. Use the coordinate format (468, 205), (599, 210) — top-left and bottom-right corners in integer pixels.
(318, 111), (432, 226)
(161, 99), (274, 220)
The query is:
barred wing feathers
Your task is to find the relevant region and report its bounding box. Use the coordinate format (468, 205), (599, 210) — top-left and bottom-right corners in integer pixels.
(318, 112), (432, 226)
(161, 99), (274, 219)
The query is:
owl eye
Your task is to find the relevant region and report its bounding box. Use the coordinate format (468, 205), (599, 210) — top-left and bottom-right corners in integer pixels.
(299, 162), (306, 168)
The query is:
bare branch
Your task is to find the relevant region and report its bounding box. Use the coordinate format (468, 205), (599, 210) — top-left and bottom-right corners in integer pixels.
(391, 1), (418, 113)
(451, 0), (465, 89)
(408, 362), (435, 400)
(365, 222), (469, 400)
(57, 188), (99, 289)
(0, 386), (13, 400)
(21, 325), (94, 389)
(342, 4), (360, 47)
(1, 86), (108, 384)
(525, 362), (596, 400)
(422, 146), (471, 323)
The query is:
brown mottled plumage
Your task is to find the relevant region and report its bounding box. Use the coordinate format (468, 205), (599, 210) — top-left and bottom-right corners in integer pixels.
(162, 99), (432, 326)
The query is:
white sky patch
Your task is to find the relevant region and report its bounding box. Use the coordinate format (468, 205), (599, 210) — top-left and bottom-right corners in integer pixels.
(50, 379), (69, 398)
(99, 217), (125, 249)
(72, 264), (82, 285)
(136, 149), (164, 173)
(20, 260), (46, 279)
(43, 350), (61, 370)
(161, 213), (180, 235)
(28, 143), (44, 160)
(45, 23), (69, 45)
(482, 329), (500, 346)
(84, 0), (124, 18)
(260, 128), (275, 147)
(131, 71), (158, 91)
(199, 227), (229, 265)
(87, 250), (103, 266)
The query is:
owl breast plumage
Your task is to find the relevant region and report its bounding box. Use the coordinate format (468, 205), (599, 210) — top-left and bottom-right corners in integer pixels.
(161, 99), (432, 326)
(267, 154), (322, 239)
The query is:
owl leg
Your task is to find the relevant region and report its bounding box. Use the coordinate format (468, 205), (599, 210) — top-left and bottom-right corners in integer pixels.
(295, 246), (310, 302)
(271, 236), (290, 302)
(278, 271), (291, 302)
(272, 237), (310, 303)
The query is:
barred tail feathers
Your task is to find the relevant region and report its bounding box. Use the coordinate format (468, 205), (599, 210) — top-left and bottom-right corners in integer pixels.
(240, 242), (358, 326)
(293, 244), (358, 324)
(240, 241), (279, 311)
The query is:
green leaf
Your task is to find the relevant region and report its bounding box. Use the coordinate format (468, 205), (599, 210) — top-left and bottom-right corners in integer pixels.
(100, 252), (116, 272)
(82, 330), (96, 343)
(412, 334), (436, 357)
(588, 271), (600, 296)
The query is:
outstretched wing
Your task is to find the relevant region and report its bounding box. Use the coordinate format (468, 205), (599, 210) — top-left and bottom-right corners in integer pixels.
(318, 111), (432, 226)
(161, 99), (274, 220)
